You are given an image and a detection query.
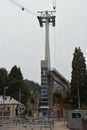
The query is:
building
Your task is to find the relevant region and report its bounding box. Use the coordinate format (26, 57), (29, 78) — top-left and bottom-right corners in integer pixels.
(48, 68), (70, 108)
(39, 60), (49, 115)
(37, 11), (70, 115)
(0, 96), (25, 117)
(39, 61), (70, 115)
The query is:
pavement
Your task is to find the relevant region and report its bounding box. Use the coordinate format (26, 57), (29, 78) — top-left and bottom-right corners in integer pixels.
(54, 121), (70, 130)
(0, 121), (70, 130)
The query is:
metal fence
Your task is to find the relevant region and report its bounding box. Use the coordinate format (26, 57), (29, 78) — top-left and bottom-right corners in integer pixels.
(0, 116), (54, 130)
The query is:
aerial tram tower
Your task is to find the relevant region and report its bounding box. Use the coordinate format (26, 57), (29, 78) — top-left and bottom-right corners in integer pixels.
(37, 10), (56, 114)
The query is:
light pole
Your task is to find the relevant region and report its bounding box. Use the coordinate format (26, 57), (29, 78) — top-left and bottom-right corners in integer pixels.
(3, 87), (8, 116)
(19, 88), (21, 117)
(36, 91), (39, 116)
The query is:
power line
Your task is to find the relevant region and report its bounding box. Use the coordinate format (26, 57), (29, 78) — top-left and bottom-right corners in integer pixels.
(8, 0), (37, 16)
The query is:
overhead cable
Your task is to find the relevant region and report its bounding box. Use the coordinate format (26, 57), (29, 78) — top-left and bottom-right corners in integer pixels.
(8, 0), (37, 16)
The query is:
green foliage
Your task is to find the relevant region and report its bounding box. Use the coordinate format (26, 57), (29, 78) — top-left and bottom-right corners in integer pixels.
(53, 92), (64, 104)
(24, 80), (41, 105)
(6, 65), (30, 105)
(0, 65), (40, 106)
(70, 47), (86, 107)
(24, 79), (40, 92)
(0, 68), (8, 94)
(7, 80), (29, 105)
(8, 65), (23, 81)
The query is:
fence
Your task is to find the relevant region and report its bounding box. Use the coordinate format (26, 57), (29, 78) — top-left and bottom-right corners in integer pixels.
(0, 116), (54, 130)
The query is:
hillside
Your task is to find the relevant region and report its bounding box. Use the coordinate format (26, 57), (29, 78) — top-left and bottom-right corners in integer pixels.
(24, 79), (41, 92)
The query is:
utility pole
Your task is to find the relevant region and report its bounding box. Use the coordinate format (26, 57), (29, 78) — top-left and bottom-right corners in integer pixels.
(78, 87), (81, 109)
(3, 87), (8, 117)
(19, 88), (21, 117)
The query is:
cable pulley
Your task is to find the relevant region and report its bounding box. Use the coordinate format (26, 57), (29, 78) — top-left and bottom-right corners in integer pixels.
(53, 0), (56, 10)
(21, 7), (24, 11)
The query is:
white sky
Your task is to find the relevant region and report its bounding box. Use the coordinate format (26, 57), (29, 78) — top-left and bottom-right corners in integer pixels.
(0, 0), (87, 84)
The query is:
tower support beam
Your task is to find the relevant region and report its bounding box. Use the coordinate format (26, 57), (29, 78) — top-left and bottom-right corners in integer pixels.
(37, 10), (56, 69)
(45, 17), (50, 68)
(37, 10), (56, 114)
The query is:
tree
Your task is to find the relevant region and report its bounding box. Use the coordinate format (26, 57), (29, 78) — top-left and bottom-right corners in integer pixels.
(70, 47), (86, 107)
(53, 92), (64, 105)
(8, 80), (29, 105)
(7, 65), (30, 104)
(8, 65), (23, 81)
(0, 68), (8, 94)
(81, 71), (87, 104)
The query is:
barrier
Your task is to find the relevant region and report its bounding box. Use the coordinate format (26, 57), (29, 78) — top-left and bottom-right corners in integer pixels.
(0, 116), (54, 130)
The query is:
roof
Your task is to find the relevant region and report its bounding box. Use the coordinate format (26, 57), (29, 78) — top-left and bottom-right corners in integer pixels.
(0, 96), (23, 105)
(49, 68), (70, 89)
(49, 68), (69, 84)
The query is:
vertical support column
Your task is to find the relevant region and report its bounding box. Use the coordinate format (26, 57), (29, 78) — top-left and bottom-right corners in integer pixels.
(37, 11), (56, 112)
(37, 10), (55, 70)
(45, 12), (50, 69)
(48, 72), (54, 109)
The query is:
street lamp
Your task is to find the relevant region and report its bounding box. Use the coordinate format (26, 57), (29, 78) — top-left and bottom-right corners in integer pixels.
(18, 88), (21, 117)
(3, 87), (8, 116)
(35, 91), (39, 116)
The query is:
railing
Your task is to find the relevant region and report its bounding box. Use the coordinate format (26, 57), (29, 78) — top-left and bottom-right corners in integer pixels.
(0, 116), (55, 130)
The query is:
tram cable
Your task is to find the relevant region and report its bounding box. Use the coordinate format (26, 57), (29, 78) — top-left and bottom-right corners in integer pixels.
(8, 0), (37, 16)
(7, 0), (56, 64)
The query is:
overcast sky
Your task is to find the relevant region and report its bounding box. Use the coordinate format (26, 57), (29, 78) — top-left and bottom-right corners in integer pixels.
(0, 0), (87, 84)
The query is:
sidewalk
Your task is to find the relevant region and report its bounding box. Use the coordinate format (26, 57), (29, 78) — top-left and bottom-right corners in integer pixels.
(54, 121), (70, 130)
